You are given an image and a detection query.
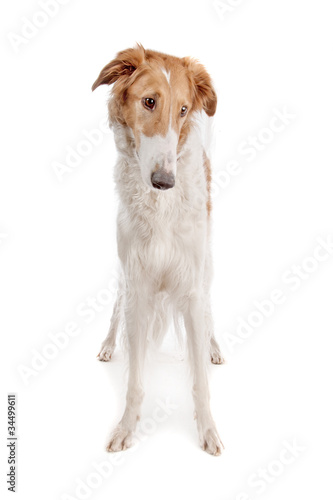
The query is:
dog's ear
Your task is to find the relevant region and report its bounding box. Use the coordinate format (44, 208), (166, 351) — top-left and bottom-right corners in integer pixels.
(92, 44), (145, 91)
(183, 58), (217, 117)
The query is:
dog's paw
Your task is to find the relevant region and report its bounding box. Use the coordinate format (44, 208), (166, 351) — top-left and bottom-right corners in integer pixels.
(210, 347), (225, 365)
(97, 345), (115, 362)
(106, 426), (133, 452)
(201, 428), (224, 456)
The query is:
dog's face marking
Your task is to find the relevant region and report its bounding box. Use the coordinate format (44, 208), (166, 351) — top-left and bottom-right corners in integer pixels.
(92, 45), (217, 190)
(121, 63), (192, 188)
(161, 67), (171, 85)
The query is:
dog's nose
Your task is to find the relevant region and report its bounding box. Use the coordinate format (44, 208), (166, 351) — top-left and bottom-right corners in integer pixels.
(151, 170), (175, 190)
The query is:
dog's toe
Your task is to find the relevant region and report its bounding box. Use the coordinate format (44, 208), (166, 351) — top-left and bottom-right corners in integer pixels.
(106, 427), (133, 452)
(97, 345), (115, 362)
(202, 428), (224, 456)
(209, 338), (225, 365)
(210, 350), (225, 365)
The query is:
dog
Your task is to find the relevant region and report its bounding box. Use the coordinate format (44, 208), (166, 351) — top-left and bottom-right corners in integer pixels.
(92, 44), (224, 455)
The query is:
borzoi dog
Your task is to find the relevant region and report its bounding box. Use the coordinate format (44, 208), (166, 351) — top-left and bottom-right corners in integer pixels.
(92, 44), (224, 455)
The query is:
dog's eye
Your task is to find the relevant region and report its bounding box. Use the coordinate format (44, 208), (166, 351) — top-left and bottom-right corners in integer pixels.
(181, 105), (188, 117)
(143, 98), (156, 110)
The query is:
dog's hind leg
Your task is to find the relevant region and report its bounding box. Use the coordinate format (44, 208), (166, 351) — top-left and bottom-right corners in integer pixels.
(209, 334), (224, 364)
(106, 288), (150, 452)
(204, 298), (224, 364)
(97, 288), (124, 362)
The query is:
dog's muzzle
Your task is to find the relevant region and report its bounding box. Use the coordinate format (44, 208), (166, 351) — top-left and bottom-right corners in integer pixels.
(151, 170), (175, 190)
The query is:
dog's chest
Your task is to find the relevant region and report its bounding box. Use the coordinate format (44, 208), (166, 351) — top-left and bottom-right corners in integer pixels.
(118, 197), (207, 291)
(145, 219), (206, 292)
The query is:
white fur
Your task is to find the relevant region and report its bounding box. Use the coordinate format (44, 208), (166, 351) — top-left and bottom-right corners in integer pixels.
(98, 117), (224, 456)
(137, 127), (178, 186)
(161, 67), (171, 84)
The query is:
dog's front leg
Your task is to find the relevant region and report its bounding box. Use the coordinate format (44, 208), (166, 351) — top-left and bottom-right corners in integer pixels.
(106, 289), (148, 452)
(184, 293), (224, 456)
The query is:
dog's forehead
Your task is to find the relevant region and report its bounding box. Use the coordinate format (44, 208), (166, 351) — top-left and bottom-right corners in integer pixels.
(161, 61), (192, 100)
(129, 57), (191, 100)
(128, 65), (168, 96)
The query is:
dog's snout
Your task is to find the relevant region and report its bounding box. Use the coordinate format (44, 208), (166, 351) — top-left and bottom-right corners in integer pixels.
(151, 170), (175, 190)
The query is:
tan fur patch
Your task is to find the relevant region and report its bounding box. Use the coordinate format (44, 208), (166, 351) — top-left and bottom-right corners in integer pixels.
(203, 150), (212, 217)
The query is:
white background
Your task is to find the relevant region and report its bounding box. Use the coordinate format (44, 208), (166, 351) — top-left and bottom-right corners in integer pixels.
(1, 0), (333, 499)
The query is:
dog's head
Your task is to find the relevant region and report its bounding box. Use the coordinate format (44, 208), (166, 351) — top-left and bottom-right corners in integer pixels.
(92, 44), (217, 190)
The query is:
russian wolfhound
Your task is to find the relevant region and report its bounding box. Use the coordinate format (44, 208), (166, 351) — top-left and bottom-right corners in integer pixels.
(92, 44), (224, 455)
